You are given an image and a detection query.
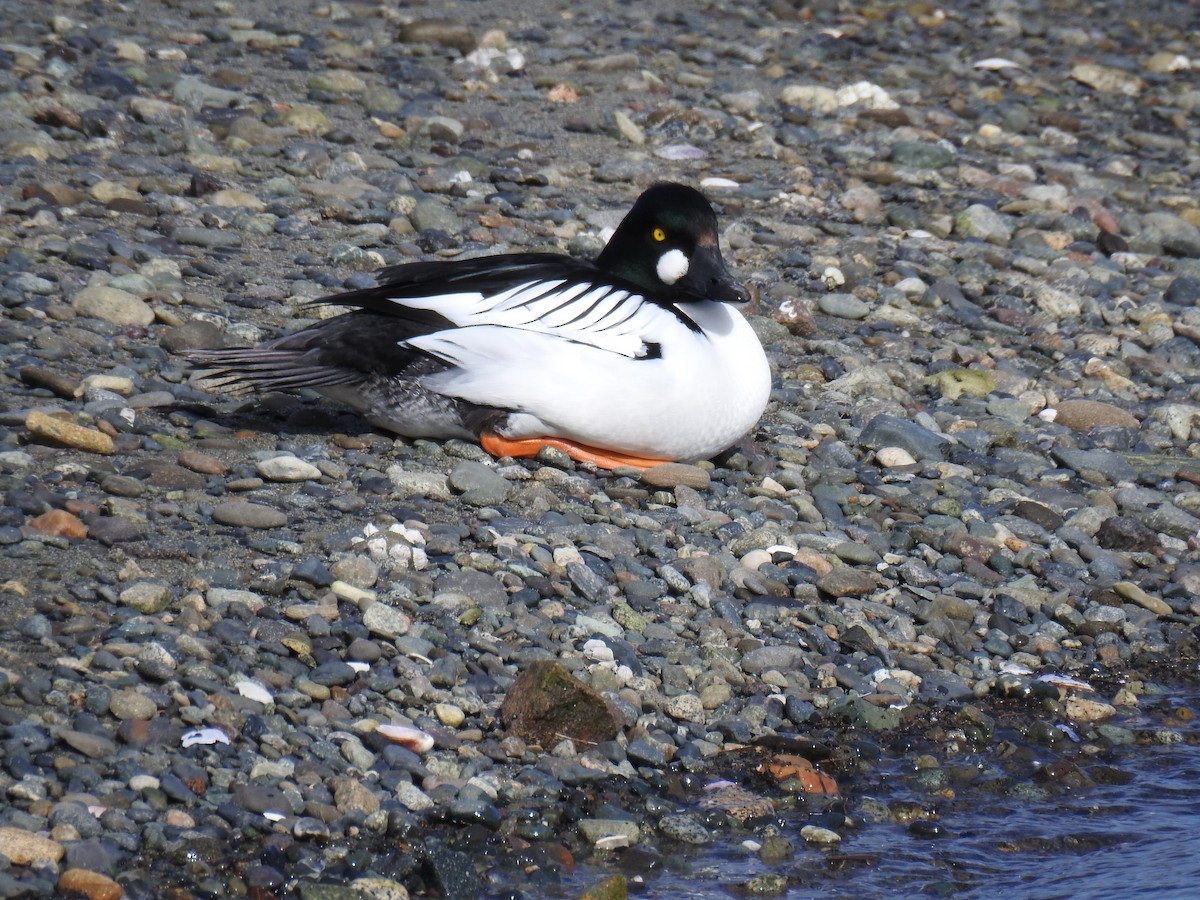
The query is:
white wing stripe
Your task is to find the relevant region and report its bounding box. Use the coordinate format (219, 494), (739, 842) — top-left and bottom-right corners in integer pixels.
(392, 277), (668, 357)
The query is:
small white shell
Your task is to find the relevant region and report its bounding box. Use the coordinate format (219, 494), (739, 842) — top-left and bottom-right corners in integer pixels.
(974, 57), (1028, 72)
(181, 727), (231, 748)
(377, 724), (435, 753)
(594, 835), (631, 851)
(235, 679), (273, 705)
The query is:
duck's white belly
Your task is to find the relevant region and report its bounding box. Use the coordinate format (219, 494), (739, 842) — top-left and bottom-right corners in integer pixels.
(421, 301), (770, 461)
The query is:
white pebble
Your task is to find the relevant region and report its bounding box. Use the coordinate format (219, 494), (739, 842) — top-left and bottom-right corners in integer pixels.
(256, 455), (322, 482)
(801, 825), (842, 844)
(876, 446), (917, 467)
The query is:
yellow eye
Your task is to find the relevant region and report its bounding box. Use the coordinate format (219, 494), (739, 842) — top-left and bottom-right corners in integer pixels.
(652, 227), (666, 242)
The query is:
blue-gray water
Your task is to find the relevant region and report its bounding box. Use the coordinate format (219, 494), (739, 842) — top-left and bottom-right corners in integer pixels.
(551, 688), (1200, 899)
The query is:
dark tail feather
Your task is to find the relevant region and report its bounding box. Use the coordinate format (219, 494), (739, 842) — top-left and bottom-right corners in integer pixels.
(188, 348), (365, 395)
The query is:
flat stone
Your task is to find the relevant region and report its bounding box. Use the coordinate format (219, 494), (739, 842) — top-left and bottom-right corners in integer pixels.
(641, 462), (711, 489)
(387, 467), (452, 501)
(25, 410), (115, 454)
(398, 19), (476, 53)
(332, 776), (380, 816)
(816, 568), (879, 598)
(424, 844), (482, 900)
(178, 450), (227, 475)
(875, 446), (917, 467)
(1071, 63), (1144, 95)
(0, 827), (65, 865)
(1113, 581), (1171, 616)
(110, 689), (157, 721)
(172, 226), (242, 249)
(741, 645), (808, 674)
(279, 104), (333, 134)
(890, 140), (954, 169)
(955, 204), (1012, 245)
(88, 516), (143, 545)
(859, 414), (947, 462)
(256, 455), (323, 482)
(211, 502), (288, 528)
(1052, 448), (1137, 484)
(60, 729), (117, 759)
(659, 813), (711, 844)
(57, 868), (122, 900)
(361, 602), (411, 639)
(120, 581), (172, 613)
(1052, 400), (1139, 430)
(71, 284), (153, 325)
(818, 292), (870, 319)
(577, 819), (641, 845)
(664, 694), (706, 723)
(173, 74), (248, 109)
(448, 460), (512, 505)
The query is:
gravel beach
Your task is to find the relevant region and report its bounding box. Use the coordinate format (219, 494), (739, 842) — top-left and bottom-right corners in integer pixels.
(2, 0), (1200, 897)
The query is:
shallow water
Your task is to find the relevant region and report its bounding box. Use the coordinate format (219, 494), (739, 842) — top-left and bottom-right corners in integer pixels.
(549, 688), (1200, 900)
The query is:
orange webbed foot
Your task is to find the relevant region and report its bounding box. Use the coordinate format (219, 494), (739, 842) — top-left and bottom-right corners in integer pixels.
(480, 433), (672, 471)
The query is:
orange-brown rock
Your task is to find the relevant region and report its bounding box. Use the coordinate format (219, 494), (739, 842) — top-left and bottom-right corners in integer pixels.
(29, 509), (88, 540)
(58, 868), (123, 900)
(759, 753), (839, 796)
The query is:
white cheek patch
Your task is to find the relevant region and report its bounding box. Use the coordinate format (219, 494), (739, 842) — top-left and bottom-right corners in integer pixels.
(656, 248), (689, 285)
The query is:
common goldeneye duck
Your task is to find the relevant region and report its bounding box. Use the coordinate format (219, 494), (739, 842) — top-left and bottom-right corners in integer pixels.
(190, 182), (770, 470)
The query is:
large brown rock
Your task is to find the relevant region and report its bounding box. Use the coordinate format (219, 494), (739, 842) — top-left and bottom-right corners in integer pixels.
(500, 661), (623, 750)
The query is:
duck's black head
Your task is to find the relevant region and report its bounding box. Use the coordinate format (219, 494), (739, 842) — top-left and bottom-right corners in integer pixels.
(596, 182), (749, 304)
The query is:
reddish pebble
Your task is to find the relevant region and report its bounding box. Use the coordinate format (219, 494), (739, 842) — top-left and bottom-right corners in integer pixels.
(29, 509), (88, 540)
(65, 499), (102, 517)
(177, 450), (227, 475)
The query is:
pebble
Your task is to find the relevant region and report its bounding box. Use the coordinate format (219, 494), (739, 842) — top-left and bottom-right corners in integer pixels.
(447, 460), (512, 505)
(659, 814), (711, 844)
(578, 819), (641, 845)
(1051, 400), (1139, 431)
(71, 284), (153, 326)
(211, 502), (288, 528)
(109, 689), (157, 720)
(1113, 581), (1172, 616)
(119, 582), (172, 614)
(0, 828), (64, 866)
(641, 463), (711, 489)
(815, 568), (879, 598)
(29, 509), (88, 539)
(57, 869), (123, 900)
(955, 204), (1012, 245)
(818, 293), (870, 319)
(875, 446), (917, 467)
(800, 825), (842, 845)
(25, 411), (114, 455)
(256, 455), (323, 482)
